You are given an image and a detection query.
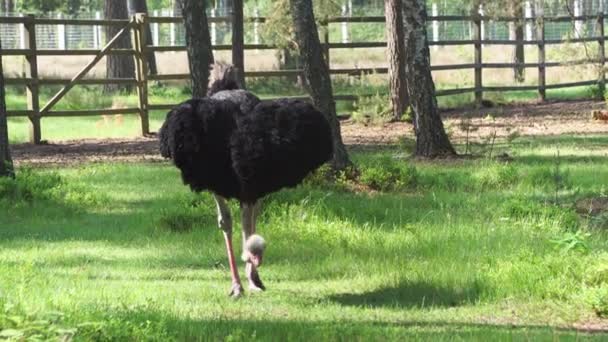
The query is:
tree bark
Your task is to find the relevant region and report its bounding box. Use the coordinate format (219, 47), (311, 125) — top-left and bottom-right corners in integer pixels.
(173, 0), (183, 15)
(104, 0), (135, 93)
(0, 36), (14, 178)
(181, 0), (214, 98)
(289, 0), (352, 171)
(510, 1), (525, 83)
(4, 0), (13, 13)
(231, 0), (245, 86)
(402, 0), (456, 158)
(128, 0), (158, 75)
(384, 0), (409, 121)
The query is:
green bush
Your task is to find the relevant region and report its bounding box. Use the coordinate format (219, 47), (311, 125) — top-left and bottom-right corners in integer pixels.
(587, 285), (608, 317)
(502, 196), (580, 230)
(0, 169), (106, 210)
(359, 158), (418, 191)
(0, 169), (62, 204)
(522, 166), (572, 190)
(474, 164), (519, 189)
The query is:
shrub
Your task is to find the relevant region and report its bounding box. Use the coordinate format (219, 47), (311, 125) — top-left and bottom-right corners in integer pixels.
(359, 158), (418, 191)
(502, 196), (580, 230)
(587, 285), (608, 317)
(0, 169), (62, 204)
(474, 164), (519, 189)
(0, 169), (106, 210)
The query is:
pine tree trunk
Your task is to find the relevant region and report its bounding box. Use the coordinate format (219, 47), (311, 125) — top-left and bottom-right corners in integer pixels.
(385, 0), (409, 121)
(104, 0), (135, 94)
(181, 0), (214, 98)
(231, 0), (245, 86)
(289, 0), (352, 171)
(511, 1), (525, 83)
(128, 0), (158, 75)
(173, 0), (183, 15)
(0, 36), (14, 178)
(402, 0), (456, 158)
(4, 0), (13, 13)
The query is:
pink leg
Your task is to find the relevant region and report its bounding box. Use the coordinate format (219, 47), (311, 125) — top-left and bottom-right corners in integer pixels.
(223, 231), (243, 297)
(214, 194), (243, 297)
(242, 201), (265, 291)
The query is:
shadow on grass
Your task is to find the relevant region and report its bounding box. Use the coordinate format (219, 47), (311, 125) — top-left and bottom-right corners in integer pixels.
(329, 280), (484, 309)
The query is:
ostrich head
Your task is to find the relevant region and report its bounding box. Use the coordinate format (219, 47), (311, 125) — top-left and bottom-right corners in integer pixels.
(244, 234), (266, 267)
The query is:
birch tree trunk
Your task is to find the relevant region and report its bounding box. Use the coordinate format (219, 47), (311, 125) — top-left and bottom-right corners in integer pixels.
(402, 0), (456, 157)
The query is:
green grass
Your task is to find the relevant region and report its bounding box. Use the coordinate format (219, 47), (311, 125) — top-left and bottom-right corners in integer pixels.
(2, 135), (608, 340)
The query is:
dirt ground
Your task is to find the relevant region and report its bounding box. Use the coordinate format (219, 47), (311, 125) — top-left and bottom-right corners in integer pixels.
(11, 99), (608, 167)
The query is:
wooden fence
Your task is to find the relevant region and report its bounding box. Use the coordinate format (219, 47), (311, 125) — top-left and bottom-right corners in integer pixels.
(1, 12), (606, 143)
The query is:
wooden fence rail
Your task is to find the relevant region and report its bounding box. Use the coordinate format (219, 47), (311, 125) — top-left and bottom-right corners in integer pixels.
(1, 12), (606, 143)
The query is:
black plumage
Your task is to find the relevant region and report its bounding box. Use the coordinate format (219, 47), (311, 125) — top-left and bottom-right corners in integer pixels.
(158, 63), (333, 296)
(159, 96), (332, 203)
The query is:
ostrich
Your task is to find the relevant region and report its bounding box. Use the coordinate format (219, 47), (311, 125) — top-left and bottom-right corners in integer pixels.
(159, 64), (333, 297)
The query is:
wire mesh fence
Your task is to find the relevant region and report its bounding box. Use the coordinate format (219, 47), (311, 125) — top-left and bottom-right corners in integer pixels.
(1, 1), (607, 50)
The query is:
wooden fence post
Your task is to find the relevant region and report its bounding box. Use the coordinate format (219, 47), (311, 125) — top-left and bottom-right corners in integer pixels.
(597, 11), (606, 94)
(537, 8), (546, 101)
(133, 14), (150, 136)
(24, 14), (40, 144)
(473, 14), (483, 106)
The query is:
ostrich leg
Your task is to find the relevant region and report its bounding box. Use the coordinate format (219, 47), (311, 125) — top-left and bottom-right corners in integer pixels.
(213, 194), (243, 298)
(242, 201), (265, 291)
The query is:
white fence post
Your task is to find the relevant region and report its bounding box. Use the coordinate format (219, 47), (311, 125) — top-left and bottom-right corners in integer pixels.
(57, 13), (66, 49)
(152, 9), (159, 46)
(574, 0), (583, 38)
(432, 2), (439, 50)
(170, 9), (176, 46)
(211, 8), (217, 45)
(253, 8), (259, 47)
(525, 1), (533, 41)
(19, 13), (25, 49)
(479, 4), (485, 44)
(94, 11), (101, 48)
(341, 3), (349, 43)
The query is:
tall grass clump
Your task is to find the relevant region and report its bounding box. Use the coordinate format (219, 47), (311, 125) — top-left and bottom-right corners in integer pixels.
(0, 168), (106, 210)
(359, 157), (418, 191)
(156, 196), (215, 233)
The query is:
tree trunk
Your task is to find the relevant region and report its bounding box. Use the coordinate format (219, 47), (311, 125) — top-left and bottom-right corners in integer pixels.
(0, 36), (14, 178)
(173, 0), (183, 15)
(4, 0), (13, 13)
(104, 0), (135, 93)
(289, 0), (352, 171)
(281, 48), (304, 86)
(385, 0), (409, 121)
(402, 0), (456, 158)
(181, 0), (214, 98)
(232, 0), (245, 86)
(128, 0), (158, 75)
(510, 1), (525, 83)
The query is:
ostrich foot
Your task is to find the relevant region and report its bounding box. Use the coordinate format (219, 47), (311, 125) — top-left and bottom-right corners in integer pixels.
(229, 282), (244, 298)
(246, 263), (266, 291)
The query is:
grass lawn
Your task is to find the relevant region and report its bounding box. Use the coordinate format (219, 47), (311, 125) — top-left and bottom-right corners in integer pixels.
(2, 135), (608, 340)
